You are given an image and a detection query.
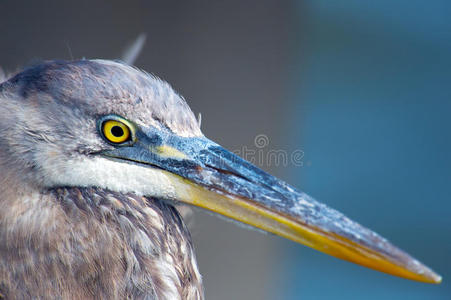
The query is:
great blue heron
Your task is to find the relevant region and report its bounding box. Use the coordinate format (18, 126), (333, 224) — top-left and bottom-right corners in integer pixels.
(0, 60), (441, 299)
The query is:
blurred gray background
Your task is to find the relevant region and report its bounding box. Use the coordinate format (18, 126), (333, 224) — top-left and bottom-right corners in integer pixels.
(1, 1), (450, 299)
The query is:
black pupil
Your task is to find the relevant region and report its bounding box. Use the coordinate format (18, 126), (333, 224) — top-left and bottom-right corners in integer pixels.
(111, 126), (124, 137)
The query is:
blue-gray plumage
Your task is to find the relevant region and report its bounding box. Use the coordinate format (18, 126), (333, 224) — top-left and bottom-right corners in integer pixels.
(0, 60), (204, 299)
(0, 60), (441, 299)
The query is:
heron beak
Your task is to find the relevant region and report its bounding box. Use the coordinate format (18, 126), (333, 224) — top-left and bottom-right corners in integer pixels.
(103, 127), (442, 284)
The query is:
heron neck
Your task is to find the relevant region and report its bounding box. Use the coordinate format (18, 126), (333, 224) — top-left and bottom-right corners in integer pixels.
(0, 186), (203, 299)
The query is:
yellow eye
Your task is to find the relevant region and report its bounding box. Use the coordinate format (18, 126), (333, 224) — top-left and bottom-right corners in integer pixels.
(102, 119), (131, 144)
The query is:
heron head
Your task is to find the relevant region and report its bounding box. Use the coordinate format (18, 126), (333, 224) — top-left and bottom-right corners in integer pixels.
(0, 60), (202, 192)
(0, 59), (441, 284)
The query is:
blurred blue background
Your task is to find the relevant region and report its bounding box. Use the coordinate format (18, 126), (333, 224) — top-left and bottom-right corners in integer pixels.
(279, 1), (451, 299)
(1, 1), (450, 299)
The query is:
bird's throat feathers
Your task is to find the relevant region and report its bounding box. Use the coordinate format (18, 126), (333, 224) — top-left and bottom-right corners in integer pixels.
(0, 185), (203, 299)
